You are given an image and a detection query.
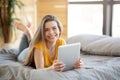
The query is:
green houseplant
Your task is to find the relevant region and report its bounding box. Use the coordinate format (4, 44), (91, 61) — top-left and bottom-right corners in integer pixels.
(0, 0), (24, 43)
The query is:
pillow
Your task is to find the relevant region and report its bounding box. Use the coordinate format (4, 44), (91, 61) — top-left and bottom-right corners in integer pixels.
(83, 37), (120, 56)
(66, 34), (109, 50)
(17, 48), (28, 62)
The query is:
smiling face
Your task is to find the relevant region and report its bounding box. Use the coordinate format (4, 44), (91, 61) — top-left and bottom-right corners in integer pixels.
(44, 21), (60, 43)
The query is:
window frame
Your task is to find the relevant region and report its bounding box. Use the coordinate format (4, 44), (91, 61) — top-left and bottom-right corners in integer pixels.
(68, 0), (120, 36)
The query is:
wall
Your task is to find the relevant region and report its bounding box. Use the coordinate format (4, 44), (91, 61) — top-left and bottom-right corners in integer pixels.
(36, 0), (68, 38)
(0, 0), (68, 48)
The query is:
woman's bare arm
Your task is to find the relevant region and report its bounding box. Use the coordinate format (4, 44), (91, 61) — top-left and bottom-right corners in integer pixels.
(34, 48), (44, 69)
(34, 48), (65, 71)
(34, 48), (54, 70)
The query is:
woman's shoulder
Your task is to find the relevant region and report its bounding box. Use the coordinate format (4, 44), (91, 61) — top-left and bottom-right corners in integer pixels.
(34, 41), (43, 49)
(56, 38), (66, 45)
(35, 41), (42, 46)
(57, 37), (65, 41)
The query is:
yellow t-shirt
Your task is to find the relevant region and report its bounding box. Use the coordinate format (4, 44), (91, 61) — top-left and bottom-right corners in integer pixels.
(34, 38), (66, 67)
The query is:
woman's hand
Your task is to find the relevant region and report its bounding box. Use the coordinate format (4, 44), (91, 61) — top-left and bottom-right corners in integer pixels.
(52, 60), (65, 72)
(73, 58), (84, 69)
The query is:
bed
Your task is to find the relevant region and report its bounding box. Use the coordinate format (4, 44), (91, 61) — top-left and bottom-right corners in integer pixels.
(0, 34), (120, 80)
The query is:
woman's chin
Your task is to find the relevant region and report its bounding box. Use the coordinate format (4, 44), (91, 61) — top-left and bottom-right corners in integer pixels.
(48, 38), (57, 43)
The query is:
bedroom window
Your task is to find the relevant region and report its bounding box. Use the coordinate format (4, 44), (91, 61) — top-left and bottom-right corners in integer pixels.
(112, 4), (120, 37)
(68, 4), (103, 37)
(68, 0), (120, 37)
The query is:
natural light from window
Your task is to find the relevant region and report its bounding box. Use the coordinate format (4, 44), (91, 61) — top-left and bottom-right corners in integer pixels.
(68, 4), (103, 37)
(112, 4), (120, 37)
(69, 0), (103, 2)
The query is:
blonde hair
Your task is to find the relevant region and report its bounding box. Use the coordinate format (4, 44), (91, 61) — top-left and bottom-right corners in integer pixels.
(23, 14), (63, 66)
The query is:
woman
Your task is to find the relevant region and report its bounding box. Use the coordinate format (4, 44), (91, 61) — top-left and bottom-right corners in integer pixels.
(15, 14), (83, 72)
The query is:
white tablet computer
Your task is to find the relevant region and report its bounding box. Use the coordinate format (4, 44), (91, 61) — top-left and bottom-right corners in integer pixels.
(58, 43), (81, 71)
